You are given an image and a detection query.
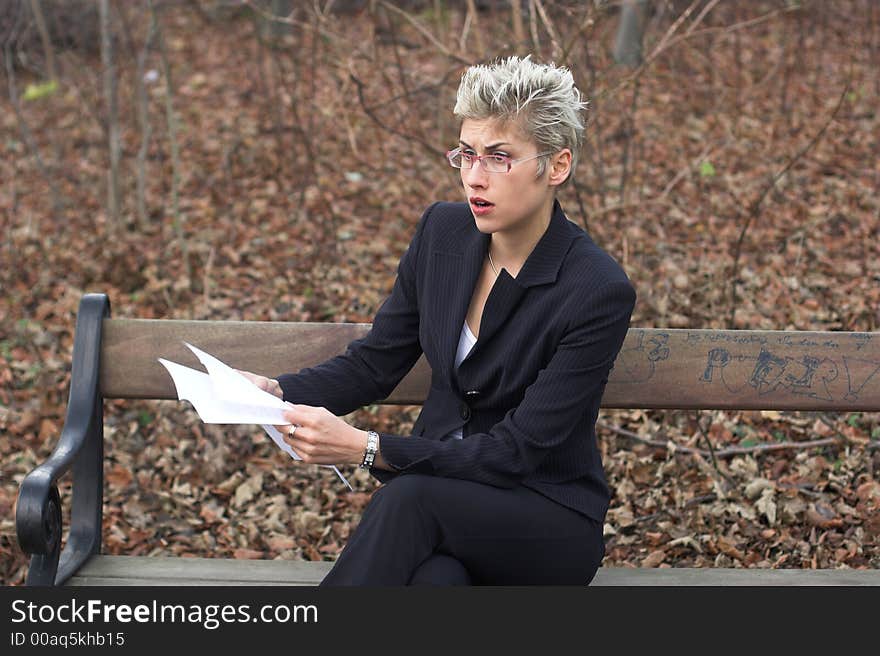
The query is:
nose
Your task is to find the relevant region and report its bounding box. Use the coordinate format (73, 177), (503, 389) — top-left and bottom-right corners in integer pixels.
(463, 161), (488, 188)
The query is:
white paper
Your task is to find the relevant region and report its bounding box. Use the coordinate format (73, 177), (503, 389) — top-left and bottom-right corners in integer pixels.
(159, 342), (352, 491)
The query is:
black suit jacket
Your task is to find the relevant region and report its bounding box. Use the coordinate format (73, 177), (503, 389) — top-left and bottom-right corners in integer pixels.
(278, 200), (636, 522)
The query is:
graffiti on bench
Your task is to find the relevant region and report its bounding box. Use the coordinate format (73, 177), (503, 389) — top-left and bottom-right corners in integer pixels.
(610, 330), (880, 404)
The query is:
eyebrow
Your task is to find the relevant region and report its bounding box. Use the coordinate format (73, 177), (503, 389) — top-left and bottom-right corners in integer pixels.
(459, 140), (511, 151)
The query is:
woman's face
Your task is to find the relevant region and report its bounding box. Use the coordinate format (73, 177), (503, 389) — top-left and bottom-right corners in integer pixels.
(457, 118), (567, 237)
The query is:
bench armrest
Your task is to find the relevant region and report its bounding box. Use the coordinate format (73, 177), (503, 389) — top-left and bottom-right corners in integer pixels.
(15, 293), (109, 585)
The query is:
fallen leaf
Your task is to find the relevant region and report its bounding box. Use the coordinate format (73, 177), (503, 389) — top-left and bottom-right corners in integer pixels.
(105, 465), (133, 488)
(266, 535), (297, 551)
(233, 548), (264, 560)
(642, 550), (666, 567)
(805, 502), (843, 529)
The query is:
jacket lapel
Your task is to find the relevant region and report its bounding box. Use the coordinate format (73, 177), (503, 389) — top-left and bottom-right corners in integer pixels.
(472, 271), (525, 348)
(429, 222), (488, 384)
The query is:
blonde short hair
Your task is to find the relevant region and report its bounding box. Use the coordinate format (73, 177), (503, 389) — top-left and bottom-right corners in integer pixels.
(453, 55), (587, 184)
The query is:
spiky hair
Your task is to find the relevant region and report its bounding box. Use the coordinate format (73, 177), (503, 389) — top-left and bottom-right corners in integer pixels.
(453, 55), (588, 184)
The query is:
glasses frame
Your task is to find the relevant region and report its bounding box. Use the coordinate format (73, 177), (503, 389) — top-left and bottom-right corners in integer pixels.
(445, 147), (554, 174)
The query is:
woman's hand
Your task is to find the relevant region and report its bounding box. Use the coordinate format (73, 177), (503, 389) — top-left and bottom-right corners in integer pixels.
(278, 404), (370, 466)
(235, 369), (282, 399)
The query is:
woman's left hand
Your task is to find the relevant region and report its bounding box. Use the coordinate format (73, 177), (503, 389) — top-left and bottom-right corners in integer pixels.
(277, 404), (368, 465)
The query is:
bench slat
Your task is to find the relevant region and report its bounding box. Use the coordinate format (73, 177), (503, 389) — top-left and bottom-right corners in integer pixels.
(101, 319), (431, 403)
(66, 556), (880, 586)
(66, 555), (333, 586)
(605, 328), (880, 411)
(102, 320), (880, 411)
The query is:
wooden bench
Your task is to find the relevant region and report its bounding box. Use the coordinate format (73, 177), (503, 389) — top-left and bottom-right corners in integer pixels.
(15, 293), (880, 586)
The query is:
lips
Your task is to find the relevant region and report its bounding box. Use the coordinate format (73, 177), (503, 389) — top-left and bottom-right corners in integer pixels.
(469, 197), (495, 217)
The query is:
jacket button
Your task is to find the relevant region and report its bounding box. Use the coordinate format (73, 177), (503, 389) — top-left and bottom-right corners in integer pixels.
(459, 402), (471, 421)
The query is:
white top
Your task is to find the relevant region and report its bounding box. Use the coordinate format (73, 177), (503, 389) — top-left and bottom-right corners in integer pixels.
(447, 320), (477, 440)
(455, 320), (478, 368)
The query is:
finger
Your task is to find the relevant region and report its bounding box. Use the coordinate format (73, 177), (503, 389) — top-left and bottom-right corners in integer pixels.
(237, 370), (267, 390)
(281, 406), (299, 425)
(285, 436), (316, 463)
(282, 403), (314, 426)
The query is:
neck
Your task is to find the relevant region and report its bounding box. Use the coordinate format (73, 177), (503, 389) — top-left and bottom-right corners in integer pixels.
(488, 197), (555, 276)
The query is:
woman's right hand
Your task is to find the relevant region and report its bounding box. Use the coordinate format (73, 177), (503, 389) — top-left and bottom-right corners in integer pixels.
(235, 369), (283, 399)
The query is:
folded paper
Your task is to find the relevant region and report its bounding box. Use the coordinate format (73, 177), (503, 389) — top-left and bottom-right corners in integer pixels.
(159, 342), (352, 490)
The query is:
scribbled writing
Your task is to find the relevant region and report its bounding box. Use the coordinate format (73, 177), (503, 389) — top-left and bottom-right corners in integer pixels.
(612, 331), (670, 383)
(608, 330), (880, 405)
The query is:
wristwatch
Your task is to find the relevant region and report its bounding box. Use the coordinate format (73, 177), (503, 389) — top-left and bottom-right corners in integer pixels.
(359, 430), (379, 469)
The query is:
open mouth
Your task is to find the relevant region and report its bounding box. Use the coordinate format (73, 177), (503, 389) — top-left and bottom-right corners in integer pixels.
(470, 197), (494, 208)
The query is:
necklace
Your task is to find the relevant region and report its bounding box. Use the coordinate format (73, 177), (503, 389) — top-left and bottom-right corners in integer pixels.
(487, 251), (499, 277)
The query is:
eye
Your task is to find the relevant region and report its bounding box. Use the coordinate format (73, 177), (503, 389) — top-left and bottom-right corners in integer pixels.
(488, 153), (509, 163)
(461, 149), (477, 160)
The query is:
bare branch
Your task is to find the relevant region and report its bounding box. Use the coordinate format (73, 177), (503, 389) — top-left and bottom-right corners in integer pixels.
(532, 0), (562, 59)
(599, 5), (796, 102)
(464, 0), (485, 60)
(378, 1), (471, 65)
(598, 421), (845, 459)
(726, 79), (850, 328)
(350, 72), (443, 157)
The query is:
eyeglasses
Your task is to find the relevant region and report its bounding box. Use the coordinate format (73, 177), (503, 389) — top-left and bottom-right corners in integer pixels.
(445, 147), (552, 174)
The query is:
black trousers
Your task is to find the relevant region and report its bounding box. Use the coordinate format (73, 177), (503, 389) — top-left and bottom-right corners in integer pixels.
(320, 474), (605, 586)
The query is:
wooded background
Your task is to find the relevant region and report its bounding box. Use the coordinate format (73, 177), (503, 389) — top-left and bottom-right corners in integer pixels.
(1, 0), (879, 584)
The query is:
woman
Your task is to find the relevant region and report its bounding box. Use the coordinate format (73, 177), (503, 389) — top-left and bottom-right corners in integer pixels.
(241, 56), (635, 585)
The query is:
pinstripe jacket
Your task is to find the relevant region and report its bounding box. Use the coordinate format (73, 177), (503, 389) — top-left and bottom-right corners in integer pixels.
(277, 200), (636, 522)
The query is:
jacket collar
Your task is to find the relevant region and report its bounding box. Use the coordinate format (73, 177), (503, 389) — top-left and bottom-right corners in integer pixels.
(508, 199), (575, 288)
(443, 199), (575, 288)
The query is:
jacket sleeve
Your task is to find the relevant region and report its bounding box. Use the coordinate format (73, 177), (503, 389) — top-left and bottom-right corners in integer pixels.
(376, 279), (636, 487)
(276, 203), (436, 416)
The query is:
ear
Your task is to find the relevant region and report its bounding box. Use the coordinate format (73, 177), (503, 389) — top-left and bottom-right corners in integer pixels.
(547, 149), (572, 187)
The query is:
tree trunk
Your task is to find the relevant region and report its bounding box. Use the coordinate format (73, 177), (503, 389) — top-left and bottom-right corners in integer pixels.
(613, 0), (649, 67)
(100, 0), (121, 227)
(27, 0), (56, 81)
(511, 0), (525, 50)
